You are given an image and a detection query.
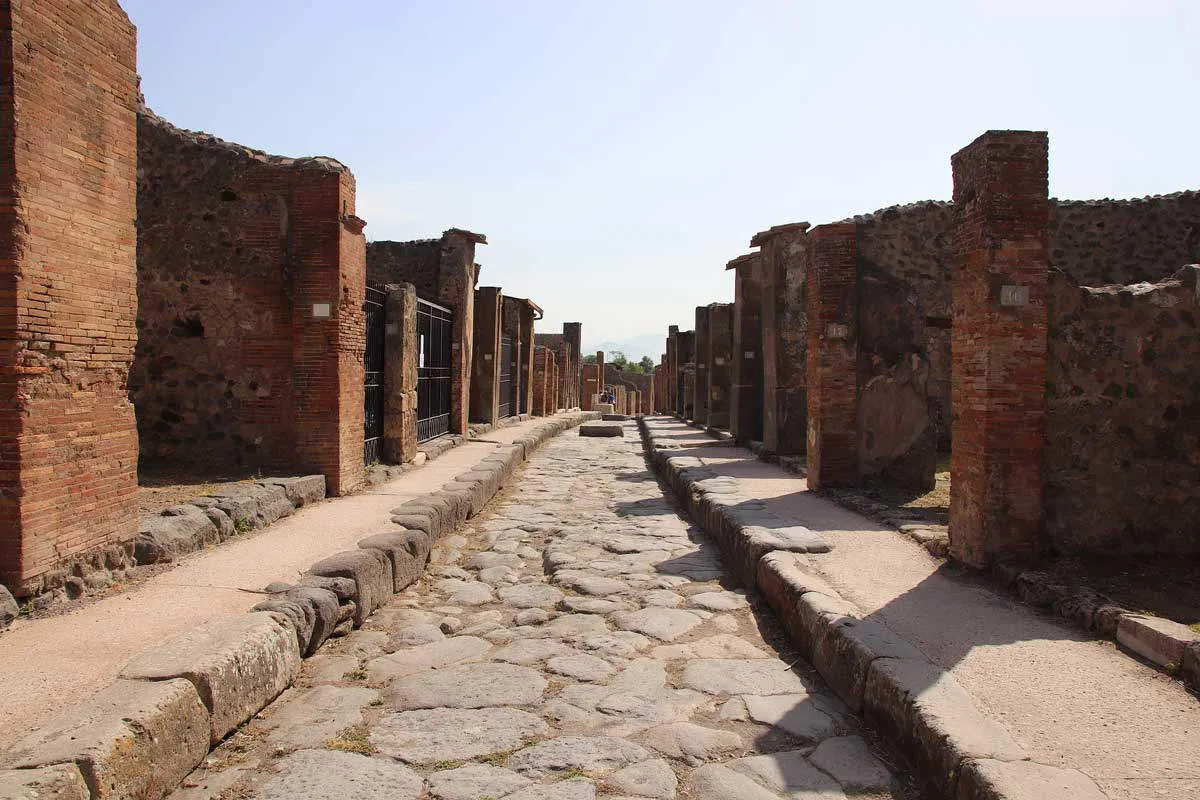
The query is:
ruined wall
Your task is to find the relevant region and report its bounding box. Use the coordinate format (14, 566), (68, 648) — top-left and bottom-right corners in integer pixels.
(0, 0), (140, 594)
(852, 202), (955, 455)
(1049, 193), (1200, 287)
(1045, 266), (1200, 555)
(134, 112), (366, 494)
(755, 224), (808, 456)
(604, 364), (652, 414)
(368, 230), (482, 436)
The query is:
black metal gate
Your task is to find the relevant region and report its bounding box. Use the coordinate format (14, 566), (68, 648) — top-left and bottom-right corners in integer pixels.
(417, 298), (453, 442)
(363, 287), (386, 465)
(498, 334), (514, 418)
(517, 340), (528, 415)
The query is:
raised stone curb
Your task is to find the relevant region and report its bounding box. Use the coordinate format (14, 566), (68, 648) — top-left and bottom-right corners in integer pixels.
(637, 417), (1107, 800)
(0, 413), (596, 800)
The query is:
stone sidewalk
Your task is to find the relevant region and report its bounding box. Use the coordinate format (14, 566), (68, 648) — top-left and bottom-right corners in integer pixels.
(643, 417), (1200, 800)
(170, 419), (918, 800)
(0, 416), (575, 751)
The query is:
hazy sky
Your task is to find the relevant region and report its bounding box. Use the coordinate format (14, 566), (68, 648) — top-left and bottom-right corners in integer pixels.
(124, 0), (1198, 349)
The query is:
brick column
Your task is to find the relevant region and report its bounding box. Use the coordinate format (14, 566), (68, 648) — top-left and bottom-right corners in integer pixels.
(0, 1), (139, 595)
(950, 130), (1050, 568)
(532, 346), (550, 416)
(694, 306), (711, 425)
(728, 253), (764, 442)
(439, 231), (484, 436)
(707, 303), (734, 430)
(383, 284), (418, 464)
(806, 223), (859, 490)
(470, 286), (502, 424)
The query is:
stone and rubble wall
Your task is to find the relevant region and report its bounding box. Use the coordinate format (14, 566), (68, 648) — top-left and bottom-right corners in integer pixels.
(0, 1), (140, 595)
(470, 287), (502, 424)
(729, 254), (764, 442)
(134, 111), (367, 496)
(706, 303), (734, 430)
(1045, 266), (1200, 555)
(754, 224), (809, 456)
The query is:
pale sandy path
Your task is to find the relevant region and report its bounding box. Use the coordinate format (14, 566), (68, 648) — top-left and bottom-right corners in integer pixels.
(647, 417), (1200, 800)
(0, 417), (552, 750)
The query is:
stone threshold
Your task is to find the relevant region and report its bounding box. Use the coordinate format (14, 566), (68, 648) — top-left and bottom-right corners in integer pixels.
(638, 416), (1125, 800)
(0, 412), (600, 800)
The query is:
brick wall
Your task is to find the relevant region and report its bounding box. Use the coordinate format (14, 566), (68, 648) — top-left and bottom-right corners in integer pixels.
(950, 130), (1050, 568)
(134, 112), (366, 495)
(805, 224), (859, 490)
(1, 0), (140, 594)
(754, 223), (809, 456)
(563, 322), (582, 409)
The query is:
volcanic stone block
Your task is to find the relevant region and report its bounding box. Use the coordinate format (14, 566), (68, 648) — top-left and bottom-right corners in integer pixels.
(119, 613), (301, 744)
(1, 679), (209, 799)
(284, 586), (342, 656)
(260, 475), (327, 507)
(307, 550), (392, 625)
(134, 506), (219, 564)
(360, 530), (430, 592)
(580, 422), (624, 438)
(0, 765), (90, 800)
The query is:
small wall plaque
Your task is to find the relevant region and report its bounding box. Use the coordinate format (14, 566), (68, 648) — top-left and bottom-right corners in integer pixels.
(484, 353), (493, 361)
(745, 351), (756, 360)
(826, 322), (850, 339)
(1000, 285), (1030, 307)
(714, 357), (726, 366)
(312, 303), (331, 318)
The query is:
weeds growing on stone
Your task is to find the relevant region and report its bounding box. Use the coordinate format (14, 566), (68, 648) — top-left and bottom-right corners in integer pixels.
(325, 725), (375, 755)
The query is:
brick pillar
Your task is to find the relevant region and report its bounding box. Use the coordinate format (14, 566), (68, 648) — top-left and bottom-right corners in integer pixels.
(950, 130), (1050, 568)
(707, 303), (734, 430)
(806, 223), (859, 490)
(556, 344), (570, 411)
(383, 284), (418, 464)
(0, 1), (139, 595)
(470, 286), (502, 424)
(729, 253), (764, 442)
(439, 231), (483, 436)
(582, 363), (601, 410)
(755, 223), (810, 456)
(694, 306), (711, 425)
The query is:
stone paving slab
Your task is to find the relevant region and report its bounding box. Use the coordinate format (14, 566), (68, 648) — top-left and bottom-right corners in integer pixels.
(161, 416), (913, 800)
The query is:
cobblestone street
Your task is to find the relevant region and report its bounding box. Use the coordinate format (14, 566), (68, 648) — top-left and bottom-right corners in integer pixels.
(174, 420), (916, 800)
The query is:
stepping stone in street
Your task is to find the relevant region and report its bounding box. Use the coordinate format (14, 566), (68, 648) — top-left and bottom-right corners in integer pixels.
(580, 422), (624, 437)
(371, 707), (549, 764)
(509, 735), (651, 778)
(426, 763), (533, 800)
(386, 662), (547, 709)
(611, 608), (703, 642)
(253, 749), (423, 800)
(742, 694), (842, 742)
(680, 659), (814, 696)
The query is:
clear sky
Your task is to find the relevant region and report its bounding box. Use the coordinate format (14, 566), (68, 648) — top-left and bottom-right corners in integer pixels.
(124, 0), (1198, 354)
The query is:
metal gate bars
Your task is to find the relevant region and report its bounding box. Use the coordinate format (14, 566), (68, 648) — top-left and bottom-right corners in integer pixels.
(363, 287), (386, 465)
(498, 334), (514, 419)
(417, 298), (453, 442)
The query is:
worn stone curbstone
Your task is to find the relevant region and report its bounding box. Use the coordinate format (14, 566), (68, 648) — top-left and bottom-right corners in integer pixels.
(863, 657), (1025, 799)
(252, 600), (315, 655)
(390, 511), (438, 539)
(204, 506), (236, 540)
(726, 526), (831, 589)
(0, 764), (90, 799)
(283, 586), (341, 656)
(1, 584), (18, 630)
(360, 531), (429, 592)
(260, 475), (326, 507)
(1, 678), (210, 799)
(956, 758), (1108, 800)
(135, 506), (219, 564)
(756, 553), (860, 658)
(812, 616), (927, 712)
(307, 550), (391, 626)
(118, 613), (301, 744)
(1115, 612), (1200, 672)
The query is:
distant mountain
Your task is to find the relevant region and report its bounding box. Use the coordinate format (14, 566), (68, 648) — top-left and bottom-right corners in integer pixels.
(582, 333), (664, 365)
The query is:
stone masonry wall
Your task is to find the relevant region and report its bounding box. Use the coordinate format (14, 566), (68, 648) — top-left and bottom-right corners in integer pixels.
(1050, 192), (1200, 287)
(1045, 266), (1200, 555)
(134, 111), (366, 495)
(0, 0), (140, 594)
(754, 224), (809, 456)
